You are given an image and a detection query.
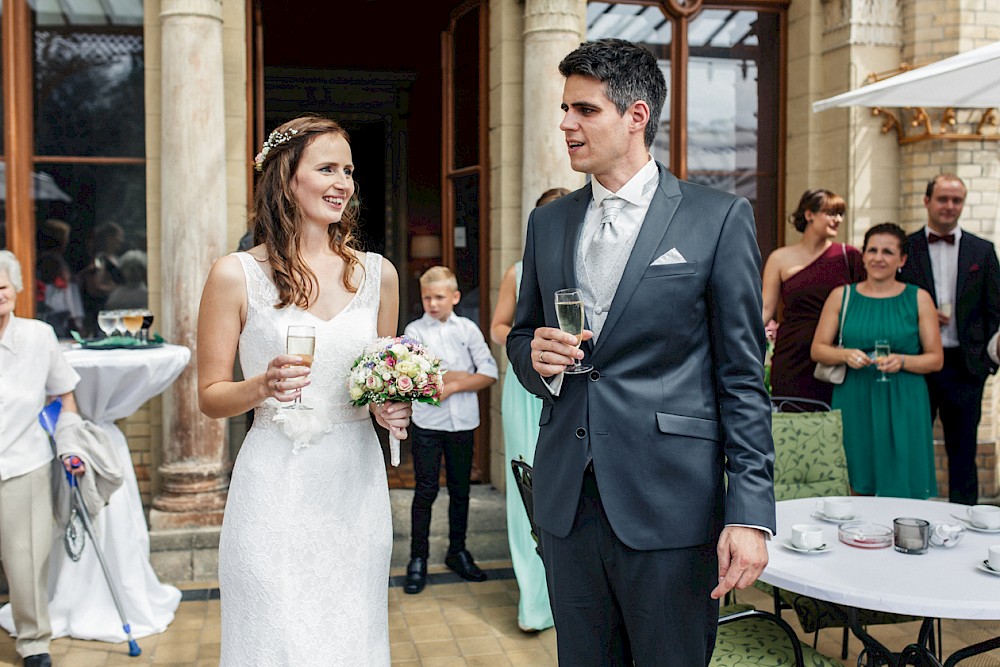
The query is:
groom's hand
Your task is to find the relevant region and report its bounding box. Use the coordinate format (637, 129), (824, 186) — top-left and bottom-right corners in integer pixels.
(711, 526), (768, 600)
(531, 327), (592, 377)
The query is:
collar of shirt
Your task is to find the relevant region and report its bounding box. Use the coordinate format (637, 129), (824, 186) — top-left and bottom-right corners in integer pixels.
(420, 312), (455, 327)
(591, 157), (659, 209)
(0, 313), (18, 353)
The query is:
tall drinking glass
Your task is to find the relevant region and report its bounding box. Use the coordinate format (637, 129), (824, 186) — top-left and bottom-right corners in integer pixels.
(554, 288), (592, 375)
(285, 325), (315, 409)
(122, 310), (144, 339)
(875, 339), (890, 383)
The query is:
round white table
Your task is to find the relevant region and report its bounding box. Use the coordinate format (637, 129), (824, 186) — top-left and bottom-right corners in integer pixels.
(760, 497), (1000, 665)
(0, 344), (189, 643)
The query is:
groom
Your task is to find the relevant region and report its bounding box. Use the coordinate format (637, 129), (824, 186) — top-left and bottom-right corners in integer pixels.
(507, 39), (775, 665)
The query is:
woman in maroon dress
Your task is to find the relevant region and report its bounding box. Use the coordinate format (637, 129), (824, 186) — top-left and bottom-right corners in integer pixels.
(762, 189), (865, 406)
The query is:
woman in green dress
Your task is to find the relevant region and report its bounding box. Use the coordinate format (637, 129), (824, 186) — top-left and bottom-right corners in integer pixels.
(490, 187), (567, 633)
(812, 223), (943, 498)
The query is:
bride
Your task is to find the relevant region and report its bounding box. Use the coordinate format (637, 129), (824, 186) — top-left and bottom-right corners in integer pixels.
(197, 115), (411, 665)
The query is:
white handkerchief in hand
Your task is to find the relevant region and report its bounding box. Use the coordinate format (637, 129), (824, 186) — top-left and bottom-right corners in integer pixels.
(651, 248), (686, 266)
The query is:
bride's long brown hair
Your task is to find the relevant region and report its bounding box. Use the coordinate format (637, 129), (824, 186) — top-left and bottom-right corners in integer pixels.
(250, 115), (363, 309)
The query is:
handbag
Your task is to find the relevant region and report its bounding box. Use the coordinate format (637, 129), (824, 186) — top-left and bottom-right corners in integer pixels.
(813, 283), (851, 384)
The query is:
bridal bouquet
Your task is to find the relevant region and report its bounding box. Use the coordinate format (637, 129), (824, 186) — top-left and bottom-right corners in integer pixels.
(349, 336), (444, 465)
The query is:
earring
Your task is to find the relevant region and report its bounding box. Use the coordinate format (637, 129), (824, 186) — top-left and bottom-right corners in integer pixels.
(897, 267), (902, 273)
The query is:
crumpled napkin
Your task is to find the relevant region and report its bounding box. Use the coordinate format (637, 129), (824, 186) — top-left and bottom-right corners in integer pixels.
(272, 406), (333, 453)
(930, 522), (966, 547)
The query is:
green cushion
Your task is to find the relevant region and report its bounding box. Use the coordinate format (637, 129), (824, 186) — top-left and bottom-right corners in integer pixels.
(713, 607), (842, 667)
(771, 410), (851, 501)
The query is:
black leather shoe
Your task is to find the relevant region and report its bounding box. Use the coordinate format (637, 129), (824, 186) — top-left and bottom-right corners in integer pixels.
(445, 549), (488, 582)
(23, 654), (52, 667)
(403, 557), (427, 594)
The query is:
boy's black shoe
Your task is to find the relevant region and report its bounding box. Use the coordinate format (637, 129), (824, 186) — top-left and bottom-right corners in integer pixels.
(403, 557), (427, 594)
(23, 654), (52, 667)
(445, 549), (488, 582)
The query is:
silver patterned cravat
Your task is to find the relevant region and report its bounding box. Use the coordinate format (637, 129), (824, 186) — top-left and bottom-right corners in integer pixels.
(583, 195), (628, 339)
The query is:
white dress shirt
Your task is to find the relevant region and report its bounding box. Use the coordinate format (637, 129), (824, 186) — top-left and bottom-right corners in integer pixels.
(405, 312), (498, 431)
(0, 315), (80, 480)
(926, 226), (961, 348)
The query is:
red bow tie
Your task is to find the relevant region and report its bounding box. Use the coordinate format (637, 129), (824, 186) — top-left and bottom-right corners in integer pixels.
(929, 232), (955, 245)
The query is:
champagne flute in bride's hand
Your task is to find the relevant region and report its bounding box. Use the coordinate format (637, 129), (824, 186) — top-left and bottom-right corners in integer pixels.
(555, 288), (593, 375)
(285, 325), (315, 409)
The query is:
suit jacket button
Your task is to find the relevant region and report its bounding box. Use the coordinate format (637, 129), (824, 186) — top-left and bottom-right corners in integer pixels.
(575, 427), (587, 439)
(589, 370), (600, 381)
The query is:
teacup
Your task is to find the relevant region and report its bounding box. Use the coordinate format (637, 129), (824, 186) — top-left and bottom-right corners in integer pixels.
(970, 505), (1000, 530)
(791, 524), (824, 550)
(989, 545), (1000, 572)
(820, 497), (854, 520)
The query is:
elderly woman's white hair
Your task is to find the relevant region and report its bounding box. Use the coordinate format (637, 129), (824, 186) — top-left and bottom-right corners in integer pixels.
(0, 250), (23, 293)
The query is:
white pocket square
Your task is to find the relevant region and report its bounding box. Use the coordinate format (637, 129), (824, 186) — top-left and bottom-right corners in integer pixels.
(651, 248), (686, 265)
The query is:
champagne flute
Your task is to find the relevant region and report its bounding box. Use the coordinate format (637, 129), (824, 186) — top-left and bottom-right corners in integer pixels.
(285, 325), (315, 409)
(875, 339), (890, 383)
(554, 288), (593, 375)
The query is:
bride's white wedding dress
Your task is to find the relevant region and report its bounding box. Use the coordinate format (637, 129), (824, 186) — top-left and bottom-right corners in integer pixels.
(219, 251), (391, 666)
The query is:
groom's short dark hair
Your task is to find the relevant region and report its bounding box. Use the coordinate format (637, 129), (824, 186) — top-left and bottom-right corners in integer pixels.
(558, 38), (667, 148)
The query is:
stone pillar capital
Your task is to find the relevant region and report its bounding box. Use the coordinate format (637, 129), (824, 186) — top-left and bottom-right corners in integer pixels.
(160, 0), (223, 22)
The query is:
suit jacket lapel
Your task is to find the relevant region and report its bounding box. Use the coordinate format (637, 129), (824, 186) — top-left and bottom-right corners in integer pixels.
(561, 185), (593, 354)
(910, 232), (937, 304)
(955, 233), (974, 300)
(593, 164), (681, 356)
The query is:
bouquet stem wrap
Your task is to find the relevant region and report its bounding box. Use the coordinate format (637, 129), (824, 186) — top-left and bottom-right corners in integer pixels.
(349, 336), (444, 467)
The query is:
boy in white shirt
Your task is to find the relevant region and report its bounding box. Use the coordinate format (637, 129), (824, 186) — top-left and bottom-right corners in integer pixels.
(403, 266), (497, 594)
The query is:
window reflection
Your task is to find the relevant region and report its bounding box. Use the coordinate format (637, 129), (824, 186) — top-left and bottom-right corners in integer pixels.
(33, 163), (146, 336)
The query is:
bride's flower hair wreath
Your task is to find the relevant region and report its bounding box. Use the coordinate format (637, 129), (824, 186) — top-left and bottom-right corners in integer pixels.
(250, 115), (363, 309)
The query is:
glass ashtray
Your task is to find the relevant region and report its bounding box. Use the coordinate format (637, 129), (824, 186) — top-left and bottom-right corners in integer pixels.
(838, 521), (893, 549)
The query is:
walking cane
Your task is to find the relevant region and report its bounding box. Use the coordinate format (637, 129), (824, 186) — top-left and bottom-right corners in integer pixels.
(39, 399), (142, 657)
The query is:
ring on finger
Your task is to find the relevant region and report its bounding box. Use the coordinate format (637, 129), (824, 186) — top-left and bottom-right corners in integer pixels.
(540, 351), (546, 364)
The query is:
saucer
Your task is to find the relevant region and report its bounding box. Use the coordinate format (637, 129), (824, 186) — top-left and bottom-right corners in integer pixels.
(810, 511), (858, 524)
(977, 561), (1000, 577)
(780, 539), (831, 554)
(951, 514), (1000, 533)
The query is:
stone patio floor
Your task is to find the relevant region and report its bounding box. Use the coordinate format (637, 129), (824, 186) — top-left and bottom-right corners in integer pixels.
(2, 564), (999, 666)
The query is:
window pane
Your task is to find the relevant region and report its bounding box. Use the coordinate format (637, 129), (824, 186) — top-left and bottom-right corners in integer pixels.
(33, 13), (145, 157)
(586, 2), (672, 161)
(0, 162), (6, 248)
(451, 6), (480, 169)
(686, 10), (780, 256)
(34, 162), (146, 336)
(451, 173), (480, 324)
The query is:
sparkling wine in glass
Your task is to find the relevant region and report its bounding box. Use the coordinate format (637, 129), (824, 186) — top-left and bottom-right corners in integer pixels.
(285, 325), (315, 409)
(554, 288), (592, 375)
(875, 339), (890, 383)
(97, 310), (117, 338)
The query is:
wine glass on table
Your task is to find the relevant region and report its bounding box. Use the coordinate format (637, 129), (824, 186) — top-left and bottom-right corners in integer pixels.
(97, 310), (117, 338)
(554, 288), (592, 375)
(122, 310), (144, 340)
(875, 339), (890, 383)
(139, 309), (154, 344)
(285, 325), (315, 409)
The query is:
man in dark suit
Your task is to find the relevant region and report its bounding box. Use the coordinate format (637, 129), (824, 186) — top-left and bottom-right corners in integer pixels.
(506, 39), (775, 666)
(899, 174), (1000, 505)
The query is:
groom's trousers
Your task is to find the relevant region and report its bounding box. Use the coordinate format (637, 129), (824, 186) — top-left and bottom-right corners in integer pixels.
(539, 465), (719, 666)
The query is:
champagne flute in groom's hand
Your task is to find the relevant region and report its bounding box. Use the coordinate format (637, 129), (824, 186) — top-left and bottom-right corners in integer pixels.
(555, 288), (593, 375)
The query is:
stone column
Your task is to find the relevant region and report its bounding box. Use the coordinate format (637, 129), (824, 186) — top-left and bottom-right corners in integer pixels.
(520, 0), (586, 230)
(150, 0), (229, 529)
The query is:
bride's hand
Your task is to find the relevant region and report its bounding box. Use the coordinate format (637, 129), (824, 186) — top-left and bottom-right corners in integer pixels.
(371, 402), (411, 440)
(263, 354), (311, 403)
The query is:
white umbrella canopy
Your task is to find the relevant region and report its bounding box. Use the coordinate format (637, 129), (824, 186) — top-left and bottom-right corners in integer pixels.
(813, 40), (1000, 112)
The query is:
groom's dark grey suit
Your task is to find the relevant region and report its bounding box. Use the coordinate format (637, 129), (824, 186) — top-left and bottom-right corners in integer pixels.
(507, 161), (775, 664)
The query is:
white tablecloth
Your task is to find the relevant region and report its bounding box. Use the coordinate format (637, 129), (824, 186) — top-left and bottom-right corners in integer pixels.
(759, 497), (1000, 620)
(0, 344), (189, 643)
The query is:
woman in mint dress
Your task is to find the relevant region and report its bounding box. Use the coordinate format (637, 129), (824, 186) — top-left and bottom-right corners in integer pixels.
(812, 223), (943, 498)
(491, 260), (555, 632)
